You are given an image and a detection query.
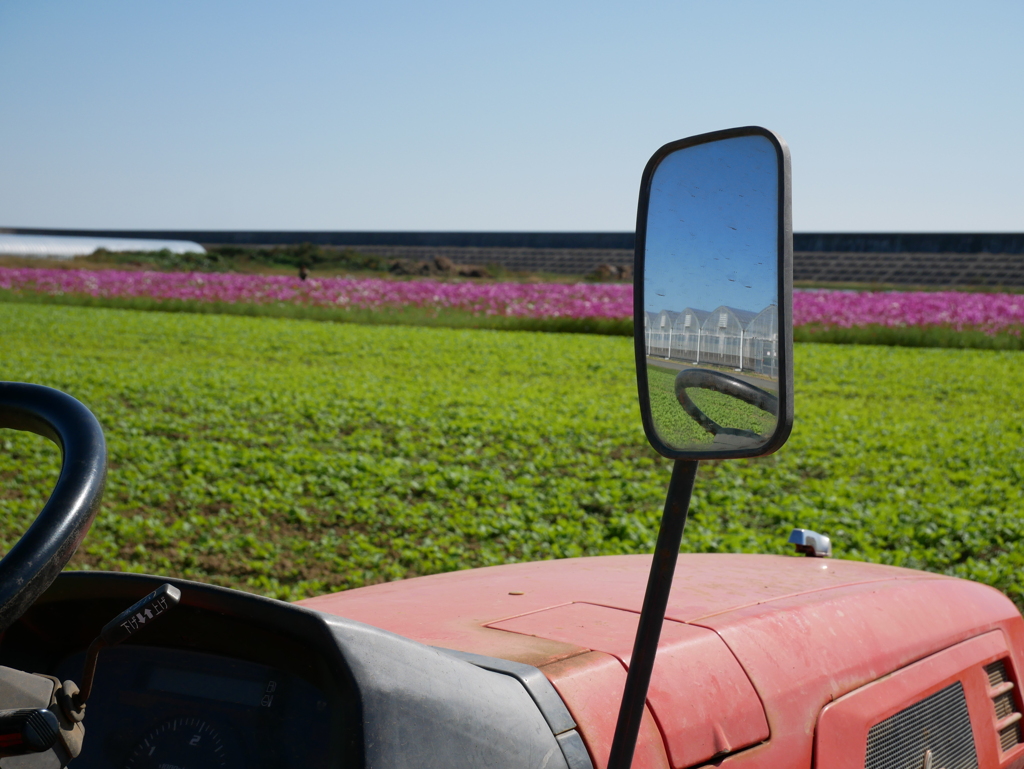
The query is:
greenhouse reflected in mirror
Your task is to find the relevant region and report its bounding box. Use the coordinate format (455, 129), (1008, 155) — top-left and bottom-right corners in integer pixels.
(645, 304), (778, 378)
(642, 134), (781, 453)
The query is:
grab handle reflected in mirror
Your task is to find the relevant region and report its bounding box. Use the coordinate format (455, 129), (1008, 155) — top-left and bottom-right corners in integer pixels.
(675, 368), (778, 444)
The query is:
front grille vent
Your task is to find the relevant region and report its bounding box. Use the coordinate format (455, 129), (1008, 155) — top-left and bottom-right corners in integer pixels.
(987, 660), (1010, 688)
(984, 659), (1022, 752)
(994, 691), (1015, 719)
(864, 682), (978, 769)
(1000, 723), (1021, 752)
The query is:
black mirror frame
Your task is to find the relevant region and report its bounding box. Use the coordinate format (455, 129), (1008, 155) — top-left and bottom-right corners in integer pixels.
(633, 126), (794, 460)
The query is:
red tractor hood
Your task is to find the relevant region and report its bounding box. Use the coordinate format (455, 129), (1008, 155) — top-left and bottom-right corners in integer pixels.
(299, 555), (1024, 769)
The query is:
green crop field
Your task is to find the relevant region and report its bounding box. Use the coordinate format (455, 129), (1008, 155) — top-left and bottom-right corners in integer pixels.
(2, 303), (1023, 607)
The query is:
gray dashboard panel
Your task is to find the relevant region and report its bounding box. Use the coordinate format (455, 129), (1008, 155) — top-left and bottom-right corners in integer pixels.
(325, 616), (569, 769)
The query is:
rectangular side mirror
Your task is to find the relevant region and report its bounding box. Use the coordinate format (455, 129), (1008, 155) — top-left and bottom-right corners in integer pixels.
(634, 126), (793, 460)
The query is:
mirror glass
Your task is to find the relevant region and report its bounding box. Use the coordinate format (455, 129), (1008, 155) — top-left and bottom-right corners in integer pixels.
(643, 134), (780, 452)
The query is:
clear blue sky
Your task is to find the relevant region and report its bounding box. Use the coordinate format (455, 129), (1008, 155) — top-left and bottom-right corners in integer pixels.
(645, 134), (778, 315)
(1, 0), (1021, 232)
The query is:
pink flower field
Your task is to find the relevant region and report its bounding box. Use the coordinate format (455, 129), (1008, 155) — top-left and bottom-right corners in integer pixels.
(793, 290), (1024, 334)
(0, 267), (631, 320)
(2, 267), (1023, 334)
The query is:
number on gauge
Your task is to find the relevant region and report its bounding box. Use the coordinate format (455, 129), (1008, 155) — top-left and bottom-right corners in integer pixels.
(125, 717), (229, 769)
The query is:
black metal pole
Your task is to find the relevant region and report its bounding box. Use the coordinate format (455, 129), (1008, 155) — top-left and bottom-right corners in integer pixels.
(606, 458), (699, 769)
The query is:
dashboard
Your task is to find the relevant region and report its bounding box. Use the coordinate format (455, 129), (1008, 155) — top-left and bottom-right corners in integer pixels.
(0, 571), (588, 769)
(54, 646), (331, 768)
(0, 572), (358, 769)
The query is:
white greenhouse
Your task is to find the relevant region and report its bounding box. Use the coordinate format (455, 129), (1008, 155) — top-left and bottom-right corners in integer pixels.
(698, 306), (758, 369)
(645, 311), (677, 357)
(667, 307), (712, 363)
(645, 303), (779, 377)
(0, 234), (205, 260)
(744, 304), (779, 377)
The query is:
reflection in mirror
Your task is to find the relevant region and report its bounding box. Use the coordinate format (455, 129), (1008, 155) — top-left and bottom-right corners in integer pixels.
(643, 134), (780, 452)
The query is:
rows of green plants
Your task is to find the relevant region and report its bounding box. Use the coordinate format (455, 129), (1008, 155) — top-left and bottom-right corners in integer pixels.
(2, 303), (1023, 607)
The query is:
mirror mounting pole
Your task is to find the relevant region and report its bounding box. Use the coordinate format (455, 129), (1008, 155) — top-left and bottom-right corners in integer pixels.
(607, 458), (698, 769)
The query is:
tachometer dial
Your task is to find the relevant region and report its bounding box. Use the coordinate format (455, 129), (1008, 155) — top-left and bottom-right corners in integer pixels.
(125, 717), (231, 769)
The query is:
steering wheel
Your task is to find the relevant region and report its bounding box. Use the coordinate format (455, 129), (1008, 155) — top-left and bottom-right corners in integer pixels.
(675, 368), (779, 440)
(0, 382), (106, 633)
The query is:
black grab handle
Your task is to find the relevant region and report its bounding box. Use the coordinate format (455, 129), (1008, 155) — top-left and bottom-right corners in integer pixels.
(0, 383), (107, 633)
(674, 368), (778, 439)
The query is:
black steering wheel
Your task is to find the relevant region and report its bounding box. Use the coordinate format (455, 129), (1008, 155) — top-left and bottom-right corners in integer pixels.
(675, 368), (779, 440)
(0, 382), (106, 633)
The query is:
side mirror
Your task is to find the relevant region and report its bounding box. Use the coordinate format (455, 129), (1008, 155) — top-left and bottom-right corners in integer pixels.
(608, 127), (792, 769)
(634, 126), (793, 459)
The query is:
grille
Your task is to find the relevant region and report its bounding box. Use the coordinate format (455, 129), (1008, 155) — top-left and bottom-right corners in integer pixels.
(985, 659), (1023, 751)
(864, 682), (978, 769)
(995, 692), (1016, 719)
(1000, 722), (1022, 752)
(986, 660), (1009, 688)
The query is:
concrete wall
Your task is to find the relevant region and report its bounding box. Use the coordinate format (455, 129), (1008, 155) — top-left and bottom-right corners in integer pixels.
(4, 228), (1023, 285)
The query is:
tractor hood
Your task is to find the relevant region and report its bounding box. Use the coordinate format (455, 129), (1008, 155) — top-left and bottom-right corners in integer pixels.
(299, 555), (1024, 769)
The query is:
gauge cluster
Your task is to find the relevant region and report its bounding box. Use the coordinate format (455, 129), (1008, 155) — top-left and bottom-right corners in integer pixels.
(55, 646), (331, 768)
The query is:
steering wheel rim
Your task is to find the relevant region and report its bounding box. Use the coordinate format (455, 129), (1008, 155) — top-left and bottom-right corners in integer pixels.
(674, 368), (779, 440)
(0, 382), (106, 633)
